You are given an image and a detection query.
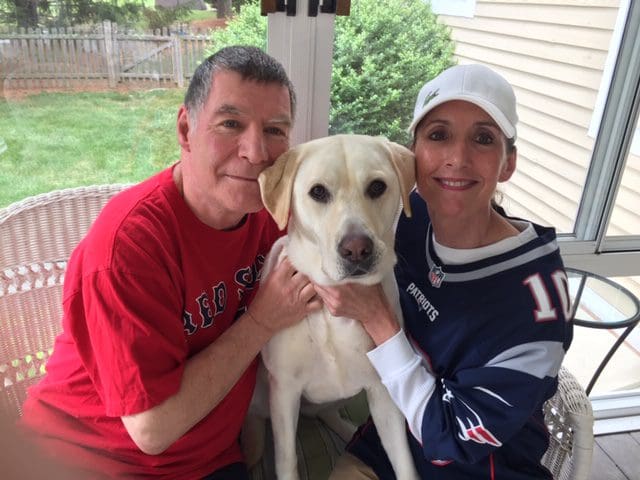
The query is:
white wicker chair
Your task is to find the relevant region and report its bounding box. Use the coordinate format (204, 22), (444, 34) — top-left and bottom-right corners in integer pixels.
(541, 366), (594, 480)
(0, 184), (129, 419)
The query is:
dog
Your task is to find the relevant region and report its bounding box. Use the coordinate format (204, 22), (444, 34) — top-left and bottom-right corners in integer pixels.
(252, 134), (418, 480)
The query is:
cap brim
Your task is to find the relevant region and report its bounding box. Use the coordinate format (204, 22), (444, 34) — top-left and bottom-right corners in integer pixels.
(408, 94), (516, 140)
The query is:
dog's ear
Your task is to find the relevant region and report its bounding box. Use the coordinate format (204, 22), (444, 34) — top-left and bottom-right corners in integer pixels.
(383, 140), (415, 217)
(258, 147), (303, 230)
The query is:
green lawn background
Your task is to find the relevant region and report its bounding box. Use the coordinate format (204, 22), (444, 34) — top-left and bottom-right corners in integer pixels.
(0, 88), (185, 207)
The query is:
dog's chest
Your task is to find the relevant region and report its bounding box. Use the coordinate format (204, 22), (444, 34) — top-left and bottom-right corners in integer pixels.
(263, 307), (379, 402)
(306, 306), (373, 357)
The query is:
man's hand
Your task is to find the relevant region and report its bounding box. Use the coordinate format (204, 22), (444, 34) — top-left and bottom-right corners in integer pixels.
(247, 257), (322, 335)
(122, 258), (321, 455)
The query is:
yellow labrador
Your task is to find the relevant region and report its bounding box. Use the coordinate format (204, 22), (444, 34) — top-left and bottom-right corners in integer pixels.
(255, 134), (418, 480)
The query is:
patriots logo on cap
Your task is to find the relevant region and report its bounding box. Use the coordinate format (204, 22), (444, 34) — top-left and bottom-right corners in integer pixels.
(428, 264), (445, 288)
(422, 88), (440, 108)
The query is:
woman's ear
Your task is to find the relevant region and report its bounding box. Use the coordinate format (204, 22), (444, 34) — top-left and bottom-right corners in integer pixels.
(499, 146), (517, 182)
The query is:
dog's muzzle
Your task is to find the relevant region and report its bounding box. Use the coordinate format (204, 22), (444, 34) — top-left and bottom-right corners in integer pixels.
(338, 233), (376, 277)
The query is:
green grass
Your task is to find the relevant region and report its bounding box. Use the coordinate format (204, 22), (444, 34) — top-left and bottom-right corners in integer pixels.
(0, 88), (186, 208)
(188, 9), (217, 22)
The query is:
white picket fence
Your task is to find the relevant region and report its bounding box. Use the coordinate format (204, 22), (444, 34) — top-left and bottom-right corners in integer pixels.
(0, 21), (213, 90)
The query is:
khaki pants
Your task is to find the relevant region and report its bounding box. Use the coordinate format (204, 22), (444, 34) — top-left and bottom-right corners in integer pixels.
(329, 453), (379, 480)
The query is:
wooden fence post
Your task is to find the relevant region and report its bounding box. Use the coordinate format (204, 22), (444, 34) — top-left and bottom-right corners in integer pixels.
(103, 20), (117, 87)
(172, 35), (184, 88)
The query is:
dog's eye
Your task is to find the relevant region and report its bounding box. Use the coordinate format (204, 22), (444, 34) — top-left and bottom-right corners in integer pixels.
(309, 184), (331, 203)
(367, 180), (387, 199)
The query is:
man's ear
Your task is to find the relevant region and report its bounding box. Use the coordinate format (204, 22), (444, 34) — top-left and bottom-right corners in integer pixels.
(258, 147), (303, 230)
(383, 139), (416, 217)
(177, 105), (191, 152)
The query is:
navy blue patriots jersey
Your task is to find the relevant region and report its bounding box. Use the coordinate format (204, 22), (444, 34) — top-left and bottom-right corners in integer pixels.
(348, 192), (573, 479)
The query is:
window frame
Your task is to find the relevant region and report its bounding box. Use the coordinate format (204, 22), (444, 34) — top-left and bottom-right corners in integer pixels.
(560, 0), (640, 276)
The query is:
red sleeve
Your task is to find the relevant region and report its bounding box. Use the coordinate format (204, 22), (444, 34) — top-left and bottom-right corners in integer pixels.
(66, 239), (187, 417)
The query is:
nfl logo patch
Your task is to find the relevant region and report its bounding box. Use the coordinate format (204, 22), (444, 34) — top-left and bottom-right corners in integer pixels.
(429, 265), (445, 288)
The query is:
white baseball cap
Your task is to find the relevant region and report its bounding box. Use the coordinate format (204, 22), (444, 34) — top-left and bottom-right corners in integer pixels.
(408, 64), (518, 140)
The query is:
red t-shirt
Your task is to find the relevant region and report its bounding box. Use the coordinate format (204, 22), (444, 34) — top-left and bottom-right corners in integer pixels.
(20, 166), (282, 478)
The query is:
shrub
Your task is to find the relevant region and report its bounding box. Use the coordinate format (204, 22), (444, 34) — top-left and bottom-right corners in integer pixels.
(209, 0), (454, 144)
(331, 0), (454, 144)
(209, 0), (266, 48)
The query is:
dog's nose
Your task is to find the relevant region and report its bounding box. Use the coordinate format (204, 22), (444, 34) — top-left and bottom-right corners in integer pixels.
(338, 234), (374, 263)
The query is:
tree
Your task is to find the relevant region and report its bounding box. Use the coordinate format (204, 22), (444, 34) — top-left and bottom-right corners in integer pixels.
(216, 0), (231, 18)
(201, 0), (247, 18)
(0, 0), (187, 30)
(209, 0), (454, 144)
(4, 0), (38, 28)
(2, 0), (112, 28)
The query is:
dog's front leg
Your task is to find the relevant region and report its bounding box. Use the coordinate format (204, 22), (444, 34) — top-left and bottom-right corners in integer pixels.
(367, 384), (419, 480)
(270, 376), (303, 480)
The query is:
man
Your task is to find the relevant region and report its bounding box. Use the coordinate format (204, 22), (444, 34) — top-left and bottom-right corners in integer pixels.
(20, 46), (321, 479)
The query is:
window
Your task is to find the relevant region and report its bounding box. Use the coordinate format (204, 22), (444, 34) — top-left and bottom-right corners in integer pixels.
(605, 108), (640, 240)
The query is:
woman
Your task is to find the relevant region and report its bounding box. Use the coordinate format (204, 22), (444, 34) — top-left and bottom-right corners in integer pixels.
(318, 64), (573, 479)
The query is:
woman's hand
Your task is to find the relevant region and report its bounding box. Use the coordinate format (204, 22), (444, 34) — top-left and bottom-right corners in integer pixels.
(314, 283), (401, 345)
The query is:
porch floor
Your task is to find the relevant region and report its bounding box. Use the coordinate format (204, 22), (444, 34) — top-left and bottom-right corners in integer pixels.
(589, 431), (640, 480)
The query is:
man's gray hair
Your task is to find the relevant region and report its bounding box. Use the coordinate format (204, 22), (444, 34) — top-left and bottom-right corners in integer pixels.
(184, 45), (296, 124)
